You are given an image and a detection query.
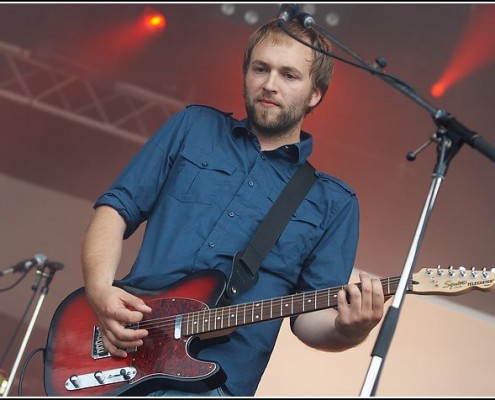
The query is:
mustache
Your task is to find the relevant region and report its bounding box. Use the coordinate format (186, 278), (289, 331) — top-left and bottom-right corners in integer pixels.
(257, 95), (280, 106)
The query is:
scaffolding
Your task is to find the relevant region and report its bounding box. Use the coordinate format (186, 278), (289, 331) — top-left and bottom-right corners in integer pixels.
(0, 40), (185, 144)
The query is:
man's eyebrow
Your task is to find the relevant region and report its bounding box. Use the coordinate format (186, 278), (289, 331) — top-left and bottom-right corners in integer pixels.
(252, 60), (302, 74)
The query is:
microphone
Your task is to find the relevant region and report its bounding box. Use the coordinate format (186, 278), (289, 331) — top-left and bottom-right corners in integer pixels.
(46, 261), (65, 271)
(297, 12), (315, 28)
(277, 4), (300, 26)
(0, 253), (47, 276)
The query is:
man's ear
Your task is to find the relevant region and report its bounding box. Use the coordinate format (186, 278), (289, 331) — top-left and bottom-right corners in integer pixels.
(309, 88), (322, 108)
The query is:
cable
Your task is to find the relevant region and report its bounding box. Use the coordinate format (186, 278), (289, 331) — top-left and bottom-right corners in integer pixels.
(17, 347), (45, 396)
(280, 24), (417, 94)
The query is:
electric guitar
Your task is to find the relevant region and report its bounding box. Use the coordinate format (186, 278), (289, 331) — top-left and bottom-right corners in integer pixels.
(43, 266), (495, 397)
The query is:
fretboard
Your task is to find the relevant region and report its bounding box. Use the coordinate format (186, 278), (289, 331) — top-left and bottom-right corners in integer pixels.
(182, 275), (406, 336)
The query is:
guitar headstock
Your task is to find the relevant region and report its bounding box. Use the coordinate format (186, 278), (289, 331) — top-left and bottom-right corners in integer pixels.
(411, 265), (495, 295)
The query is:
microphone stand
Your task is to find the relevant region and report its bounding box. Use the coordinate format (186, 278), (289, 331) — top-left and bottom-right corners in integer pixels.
(1, 262), (63, 397)
(293, 12), (495, 397)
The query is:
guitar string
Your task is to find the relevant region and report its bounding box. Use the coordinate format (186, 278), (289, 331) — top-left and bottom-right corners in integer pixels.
(134, 277), (404, 337)
(128, 277), (404, 341)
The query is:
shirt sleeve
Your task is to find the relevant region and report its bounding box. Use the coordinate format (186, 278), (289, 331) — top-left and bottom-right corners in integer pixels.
(94, 108), (191, 238)
(290, 190), (359, 330)
(297, 190), (359, 292)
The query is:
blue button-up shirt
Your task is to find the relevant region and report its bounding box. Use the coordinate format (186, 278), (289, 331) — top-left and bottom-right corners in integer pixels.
(94, 104), (359, 396)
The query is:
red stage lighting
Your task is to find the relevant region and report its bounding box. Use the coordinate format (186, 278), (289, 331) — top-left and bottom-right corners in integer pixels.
(142, 10), (166, 32)
(430, 82), (446, 98)
(430, 4), (495, 98)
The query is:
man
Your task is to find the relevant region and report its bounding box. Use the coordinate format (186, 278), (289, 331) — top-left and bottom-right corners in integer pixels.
(81, 18), (385, 397)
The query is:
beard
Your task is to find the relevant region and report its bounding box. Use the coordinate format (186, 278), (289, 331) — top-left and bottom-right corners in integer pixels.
(244, 84), (312, 138)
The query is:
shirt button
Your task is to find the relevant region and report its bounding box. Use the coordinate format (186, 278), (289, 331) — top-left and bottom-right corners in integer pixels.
(208, 241), (215, 248)
(261, 154), (266, 160)
(202, 162), (208, 167)
(228, 211), (235, 217)
(248, 181), (254, 187)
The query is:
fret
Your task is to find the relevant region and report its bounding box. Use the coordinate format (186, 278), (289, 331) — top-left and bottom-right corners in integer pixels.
(240, 303), (246, 324)
(192, 311), (198, 334)
(254, 302), (263, 321)
(188, 311), (193, 335)
(201, 310), (205, 333)
(234, 303), (238, 325)
(224, 305), (230, 328)
(185, 312), (189, 336)
(205, 310), (211, 333)
(303, 292), (314, 312)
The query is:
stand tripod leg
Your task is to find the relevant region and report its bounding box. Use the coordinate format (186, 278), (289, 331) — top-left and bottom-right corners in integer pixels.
(2, 291), (47, 397)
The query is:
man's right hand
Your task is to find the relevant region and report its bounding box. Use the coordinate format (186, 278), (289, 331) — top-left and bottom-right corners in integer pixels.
(86, 285), (152, 358)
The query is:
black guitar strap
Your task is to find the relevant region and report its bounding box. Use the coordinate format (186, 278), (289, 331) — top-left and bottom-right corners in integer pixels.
(224, 161), (317, 302)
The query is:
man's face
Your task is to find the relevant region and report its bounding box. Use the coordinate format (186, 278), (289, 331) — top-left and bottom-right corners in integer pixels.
(244, 34), (321, 138)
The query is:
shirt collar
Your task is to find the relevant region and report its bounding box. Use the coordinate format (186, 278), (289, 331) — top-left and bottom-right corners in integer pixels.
(232, 119), (313, 165)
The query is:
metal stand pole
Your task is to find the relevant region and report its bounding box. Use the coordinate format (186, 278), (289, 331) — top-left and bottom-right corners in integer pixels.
(2, 261), (63, 397)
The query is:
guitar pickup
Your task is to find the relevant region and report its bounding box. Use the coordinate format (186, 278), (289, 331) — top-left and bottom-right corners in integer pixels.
(65, 367), (137, 391)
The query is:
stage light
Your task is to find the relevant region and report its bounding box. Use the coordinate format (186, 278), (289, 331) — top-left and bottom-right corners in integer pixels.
(218, 3), (342, 28)
(221, 4), (236, 16)
(142, 9), (166, 32)
(325, 12), (340, 27)
(244, 10), (259, 25)
(430, 4), (495, 97)
(431, 82), (446, 98)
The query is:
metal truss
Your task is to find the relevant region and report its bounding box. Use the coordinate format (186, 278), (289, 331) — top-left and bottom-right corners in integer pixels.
(0, 41), (185, 144)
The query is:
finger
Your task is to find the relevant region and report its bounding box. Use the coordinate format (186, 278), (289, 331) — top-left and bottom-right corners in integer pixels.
(358, 272), (373, 311)
(103, 320), (148, 351)
(371, 276), (385, 315)
(99, 322), (130, 358)
(337, 288), (349, 310)
(101, 333), (128, 358)
(121, 291), (152, 314)
(109, 316), (149, 341)
(344, 282), (362, 313)
(113, 305), (150, 326)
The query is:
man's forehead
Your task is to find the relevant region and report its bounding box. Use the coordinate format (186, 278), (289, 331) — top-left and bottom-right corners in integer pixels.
(252, 34), (313, 65)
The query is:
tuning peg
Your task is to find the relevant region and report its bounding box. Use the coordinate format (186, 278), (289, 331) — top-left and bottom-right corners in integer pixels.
(436, 265), (444, 276)
(470, 266), (478, 278)
(459, 266), (466, 277)
(448, 265), (455, 276)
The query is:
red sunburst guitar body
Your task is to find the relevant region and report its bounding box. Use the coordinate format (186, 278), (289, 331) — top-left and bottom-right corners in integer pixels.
(43, 269), (228, 396)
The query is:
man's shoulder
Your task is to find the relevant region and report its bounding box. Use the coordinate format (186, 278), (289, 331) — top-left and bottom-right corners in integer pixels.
(185, 104), (234, 118)
(314, 169), (356, 196)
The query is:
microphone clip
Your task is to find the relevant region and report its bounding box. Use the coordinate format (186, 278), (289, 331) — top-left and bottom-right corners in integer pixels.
(406, 127), (449, 161)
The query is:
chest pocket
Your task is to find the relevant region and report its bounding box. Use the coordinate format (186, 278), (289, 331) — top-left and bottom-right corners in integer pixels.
(169, 146), (236, 205)
(268, 193), (324, 261)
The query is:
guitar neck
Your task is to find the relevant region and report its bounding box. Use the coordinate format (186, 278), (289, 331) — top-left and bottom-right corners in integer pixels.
(182, 275), (405, 336)
(181, 265), (495, 336)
